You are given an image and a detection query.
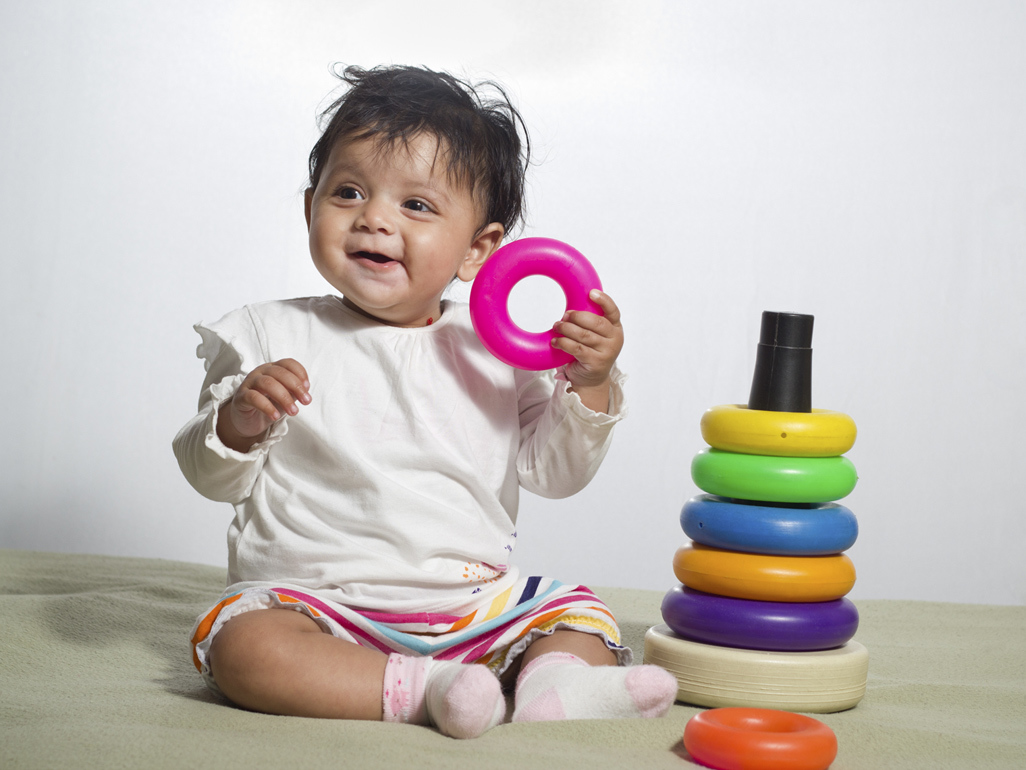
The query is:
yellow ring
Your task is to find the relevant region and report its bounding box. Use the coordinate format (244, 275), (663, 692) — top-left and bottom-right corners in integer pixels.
(673, 544), (856, 602)
(700, 405), (857, 457)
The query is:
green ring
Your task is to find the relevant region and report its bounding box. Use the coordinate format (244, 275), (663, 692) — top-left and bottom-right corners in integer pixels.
(691, 448), (858, 503)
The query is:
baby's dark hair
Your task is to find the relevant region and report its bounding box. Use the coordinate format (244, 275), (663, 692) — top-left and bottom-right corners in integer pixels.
(308, 65), (530, 235)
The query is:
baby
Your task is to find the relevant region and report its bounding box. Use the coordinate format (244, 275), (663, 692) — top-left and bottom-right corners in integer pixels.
(173, 65), (676, 738)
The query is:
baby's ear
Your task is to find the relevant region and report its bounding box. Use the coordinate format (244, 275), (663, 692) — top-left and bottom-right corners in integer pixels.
(304, 188), (314, 230)
(457, 223), (505, 282)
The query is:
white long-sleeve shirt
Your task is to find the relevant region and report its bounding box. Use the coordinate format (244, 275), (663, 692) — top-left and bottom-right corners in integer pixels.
(173, 297), (625, 615)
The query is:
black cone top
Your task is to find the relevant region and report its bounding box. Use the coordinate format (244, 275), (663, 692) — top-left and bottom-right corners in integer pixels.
(747, 311), (814, 413)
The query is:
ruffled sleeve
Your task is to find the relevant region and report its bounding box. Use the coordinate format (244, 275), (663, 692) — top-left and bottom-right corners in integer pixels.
(171, 307), (289, 504)
(514, 364), (628, 498)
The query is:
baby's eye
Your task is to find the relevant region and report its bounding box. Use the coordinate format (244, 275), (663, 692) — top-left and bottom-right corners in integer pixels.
(335, 186), (363, 200)
(403, 199), (432, 213)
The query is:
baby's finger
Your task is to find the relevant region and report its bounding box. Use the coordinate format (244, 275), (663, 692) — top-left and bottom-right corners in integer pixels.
(249, 370), (306, 417)
(265, 361), (312, 407)
(554, 320), (606, 357)
(588, 290), (621, 326)
(561, 310), (614, 339)
(274, 358), (311, 391)
(558, 311), (623, 357)
(562, 293), (622, 337)
(551, 334), (599, 367)
(234, 388), (285, 424)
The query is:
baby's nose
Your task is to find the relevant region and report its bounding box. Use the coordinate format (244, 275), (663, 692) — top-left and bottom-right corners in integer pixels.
(356, 199), (395, 234)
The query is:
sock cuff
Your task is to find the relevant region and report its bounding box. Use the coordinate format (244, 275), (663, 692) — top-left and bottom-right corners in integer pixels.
(516, 651), (586, 690)
(382, 653), (429, 725)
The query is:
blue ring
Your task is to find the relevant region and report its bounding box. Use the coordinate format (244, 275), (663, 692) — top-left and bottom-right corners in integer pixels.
(661, 584), (860, 652)
(681, 495), (858, 556)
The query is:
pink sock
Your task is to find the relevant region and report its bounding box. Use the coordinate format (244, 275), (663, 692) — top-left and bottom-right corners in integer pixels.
(512, 652), (677, 722)
(381, 654), (506, 739)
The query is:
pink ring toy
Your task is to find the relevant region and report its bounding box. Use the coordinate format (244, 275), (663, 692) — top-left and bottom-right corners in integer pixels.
(469, 237), (603, 370)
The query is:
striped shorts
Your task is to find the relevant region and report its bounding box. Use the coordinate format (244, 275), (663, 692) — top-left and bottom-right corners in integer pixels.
(191, 577), (631, 691)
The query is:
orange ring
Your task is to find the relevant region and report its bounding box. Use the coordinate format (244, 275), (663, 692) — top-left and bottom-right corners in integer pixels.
(673, 544), (856, 602)
(684, 708), (837, 770)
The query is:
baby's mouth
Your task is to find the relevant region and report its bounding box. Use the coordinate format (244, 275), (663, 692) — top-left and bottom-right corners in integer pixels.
(355, 251), (395, 264)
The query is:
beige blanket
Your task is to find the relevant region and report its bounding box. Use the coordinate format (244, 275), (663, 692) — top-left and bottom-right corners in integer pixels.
(1, 549), (1023, 769)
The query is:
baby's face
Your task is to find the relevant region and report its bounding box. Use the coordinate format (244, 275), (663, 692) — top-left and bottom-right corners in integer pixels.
(305, 133), (503, 327)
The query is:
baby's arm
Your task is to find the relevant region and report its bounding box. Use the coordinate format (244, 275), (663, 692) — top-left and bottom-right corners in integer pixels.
(514, 290), (625, 498)
(551, 290), (624, 414)
(217, 358), (311, 453)
(173, 356), (309, 502)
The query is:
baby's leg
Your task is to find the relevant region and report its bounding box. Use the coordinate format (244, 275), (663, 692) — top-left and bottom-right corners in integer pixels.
(511, 629), (677, 722)
(209, 607), (387, 719)
(208, 608), (505, 737)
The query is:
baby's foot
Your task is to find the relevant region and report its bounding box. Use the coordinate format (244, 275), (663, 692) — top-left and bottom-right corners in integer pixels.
(424, 660), (506, 739)
(511, 652), (677, 722)
(382, 654), (505, 739)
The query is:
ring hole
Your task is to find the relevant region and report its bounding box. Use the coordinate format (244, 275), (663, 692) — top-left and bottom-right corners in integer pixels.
(507, 275), (567, 333)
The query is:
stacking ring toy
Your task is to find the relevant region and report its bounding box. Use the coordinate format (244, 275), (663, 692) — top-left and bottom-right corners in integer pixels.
(469, 237), (603, 370)
(661, 584), (859, 651)
(673, 544), (856, 602)
(684, 708), (838, 770)
(643, 625), (869, 712)
(681, 495), (858, 556)
(691, 448), (858, 503)
(701, 404), (857, 457)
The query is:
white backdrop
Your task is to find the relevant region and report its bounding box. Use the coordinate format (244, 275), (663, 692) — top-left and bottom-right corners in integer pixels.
(2, 1), (1024, 605)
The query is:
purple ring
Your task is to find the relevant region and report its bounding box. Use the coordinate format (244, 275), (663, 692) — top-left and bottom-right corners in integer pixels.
(661, 584), (859, 652)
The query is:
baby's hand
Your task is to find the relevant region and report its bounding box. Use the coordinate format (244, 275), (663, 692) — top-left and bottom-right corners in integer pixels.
(552, 290), (624, 414)
(217, 358), (311, 452)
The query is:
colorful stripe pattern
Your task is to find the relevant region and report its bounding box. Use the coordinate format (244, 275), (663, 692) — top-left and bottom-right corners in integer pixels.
(191, 577), (627, 680)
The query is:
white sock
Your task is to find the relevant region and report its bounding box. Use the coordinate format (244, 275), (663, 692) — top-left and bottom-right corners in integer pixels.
(382, 654), (506, 739)
(511, 652), (677, 722)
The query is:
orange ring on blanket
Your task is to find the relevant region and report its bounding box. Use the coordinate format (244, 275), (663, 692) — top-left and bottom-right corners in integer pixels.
(673, 544), (855, 602)
(684, 708), (838, 770)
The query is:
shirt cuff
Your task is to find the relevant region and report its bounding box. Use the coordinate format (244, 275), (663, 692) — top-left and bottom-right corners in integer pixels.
(553, 364), (628, 425)
(204, 373), (290, 460)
